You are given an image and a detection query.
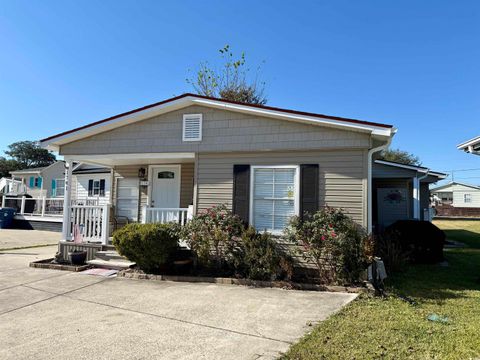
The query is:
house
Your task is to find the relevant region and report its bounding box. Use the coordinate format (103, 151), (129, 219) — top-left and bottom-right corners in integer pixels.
(372, 160), (446, 229)
(9, 161), (65, 198)
(40, 93), (398, 243)
(458, 136), (480, 155)
(71, 163), (112, 206)
(431, 182), (480, 208)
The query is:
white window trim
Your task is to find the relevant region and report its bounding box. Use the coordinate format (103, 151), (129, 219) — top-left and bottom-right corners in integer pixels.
(249, 165), (300, 235)
(54, 178), (65, 198)
(464, 193), (472, 203)
(182, 114), (203, 142)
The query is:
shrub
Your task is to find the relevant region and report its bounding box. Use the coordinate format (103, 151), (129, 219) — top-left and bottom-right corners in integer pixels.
(284, 207), (368, 284)
(179, 204), (244, 269)
(112, 223), (179, 273)
(384, 220), (445, 264)
(375, 229), (410, 273)
(231, 227), (293, 281)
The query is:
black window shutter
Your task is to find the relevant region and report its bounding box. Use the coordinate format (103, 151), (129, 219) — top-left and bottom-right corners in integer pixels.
(88, 180), (94, 196)
(232, 165), (250, 225)
(99, 179), (106, 197)
(300, 164), (319, 220)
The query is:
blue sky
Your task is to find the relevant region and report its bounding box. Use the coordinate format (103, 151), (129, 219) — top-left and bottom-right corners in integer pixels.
(1, 1), (479, 183)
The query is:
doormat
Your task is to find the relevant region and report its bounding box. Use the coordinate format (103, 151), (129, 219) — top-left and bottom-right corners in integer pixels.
(80, 268), (118, 277)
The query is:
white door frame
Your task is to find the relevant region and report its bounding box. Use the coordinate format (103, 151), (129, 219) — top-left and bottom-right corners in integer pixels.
(147, 165), (182, 207)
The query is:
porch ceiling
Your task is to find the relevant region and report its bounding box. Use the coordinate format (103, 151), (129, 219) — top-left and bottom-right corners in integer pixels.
(63, 152), (195, 167)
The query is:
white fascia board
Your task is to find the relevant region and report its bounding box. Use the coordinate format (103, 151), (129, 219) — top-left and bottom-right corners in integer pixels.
(457, 136), (480, 149)
(40, 97), (195, 150)
(191, 98), (394, 137)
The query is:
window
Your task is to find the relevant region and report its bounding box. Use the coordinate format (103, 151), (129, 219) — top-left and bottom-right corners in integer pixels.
(183, 114), (202, 141)
(52, 179), (65, 197)
(158, 171), (175, 179)
(116, 178), (139, 221)
(251, 166), (299, 233)
(464, 194), (472, 203)
(29, 176), (42, 188)
(88, 179), (106, 197)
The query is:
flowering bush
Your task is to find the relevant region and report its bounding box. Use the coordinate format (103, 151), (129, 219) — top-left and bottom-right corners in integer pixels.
(284, 207), (368, 284)
(180, 204), (244, 269)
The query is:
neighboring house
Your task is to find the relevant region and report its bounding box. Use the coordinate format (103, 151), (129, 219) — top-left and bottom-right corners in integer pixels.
(40, 93), (398, 243)
(71, 163), (112, 206)
(372, 160), (446, 229)
(9, 161), (65, 198)
(430, 182), (480, 208)
(458, 136), (480, 155)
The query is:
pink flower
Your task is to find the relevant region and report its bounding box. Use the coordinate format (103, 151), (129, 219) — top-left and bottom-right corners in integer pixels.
(321, 235), (326, 241)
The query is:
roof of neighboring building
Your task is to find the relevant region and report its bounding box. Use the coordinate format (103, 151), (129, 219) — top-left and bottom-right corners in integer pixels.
(73, 167), (111, 174)
(430, 181), (480, 192)
(40, 93), (396, 151)
(10, 166), (46, 174)
(374, 160), (447, 178)
(457, 135), (480, 152)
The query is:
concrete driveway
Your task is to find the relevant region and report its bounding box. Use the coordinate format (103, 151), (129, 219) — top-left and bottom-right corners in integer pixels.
(0, 229), (61, 250)
(0, 247), (357, 360)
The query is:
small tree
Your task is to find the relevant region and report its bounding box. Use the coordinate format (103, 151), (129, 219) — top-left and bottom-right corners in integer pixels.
(0, 141), (56, 178)
(380, 148), (421, 166)
(187, 45), (267, 105)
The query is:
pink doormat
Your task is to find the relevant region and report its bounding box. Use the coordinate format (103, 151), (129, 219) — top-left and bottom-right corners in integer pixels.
(80, 268), (118, 277)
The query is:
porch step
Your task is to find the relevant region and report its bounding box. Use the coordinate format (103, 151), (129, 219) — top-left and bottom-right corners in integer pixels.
(87, 250), (135, 270)
(95, 251), (125, 261)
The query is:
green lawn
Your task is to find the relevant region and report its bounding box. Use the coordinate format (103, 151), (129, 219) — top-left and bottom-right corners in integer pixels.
(283, 220), (480, 360)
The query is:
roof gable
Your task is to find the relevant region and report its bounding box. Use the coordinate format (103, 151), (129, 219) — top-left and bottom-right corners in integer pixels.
(40, 93), (395, 151)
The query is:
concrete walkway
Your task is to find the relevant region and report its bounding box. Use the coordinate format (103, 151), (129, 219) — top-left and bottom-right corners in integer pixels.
(0, 247), (357, 360)
(0, 229), (60, 250)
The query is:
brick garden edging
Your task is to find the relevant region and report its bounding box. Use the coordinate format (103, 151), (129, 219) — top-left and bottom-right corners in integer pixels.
(30, 258), (90, 272)
(117, 268), (366, 293)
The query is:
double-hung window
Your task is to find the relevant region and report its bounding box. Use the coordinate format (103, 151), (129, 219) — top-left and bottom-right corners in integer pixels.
(251, 166), (299, 233)
(88, 179), (106, 197)
(464, 193), (472, 203)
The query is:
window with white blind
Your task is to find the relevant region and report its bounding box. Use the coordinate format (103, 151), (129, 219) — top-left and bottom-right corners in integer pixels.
(183, 114), (202, 141)
(251, 166), (299, 233)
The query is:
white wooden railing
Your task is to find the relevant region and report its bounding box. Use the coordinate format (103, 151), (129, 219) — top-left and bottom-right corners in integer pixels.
(0, 178), (26, 194)
(142, 205), (193, 225)
(2, 196), (64, 217)
(69, 205), (110, 244)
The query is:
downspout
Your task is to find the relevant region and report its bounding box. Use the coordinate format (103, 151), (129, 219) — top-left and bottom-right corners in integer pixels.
(367, 136), (394, 234)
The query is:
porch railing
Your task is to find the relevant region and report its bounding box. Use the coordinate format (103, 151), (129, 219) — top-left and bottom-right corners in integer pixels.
(68, 204), (110, 244)
(142, 205), (193, 225)
(2, 196), (64, 217)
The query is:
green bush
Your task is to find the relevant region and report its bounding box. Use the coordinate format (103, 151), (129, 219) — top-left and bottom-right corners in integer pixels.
(232, 227), (293, 281)
(284, 207), (368, 284)
(112, 223), (179, 273)
(179, 204), (244, 269)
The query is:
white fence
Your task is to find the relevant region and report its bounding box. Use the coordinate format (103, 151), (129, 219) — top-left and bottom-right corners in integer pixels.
(69, 205), (110, 244)
(0, 178), (27, 195)
(2, 196), (64, 217)
(142, 205), (193, 225)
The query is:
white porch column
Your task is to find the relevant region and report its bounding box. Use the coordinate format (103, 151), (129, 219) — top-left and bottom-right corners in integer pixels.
(62, 160), (73, 240)
(412, 176), (420, 220)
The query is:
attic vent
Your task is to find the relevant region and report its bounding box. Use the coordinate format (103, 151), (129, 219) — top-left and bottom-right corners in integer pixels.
(183, 114), (202, 141)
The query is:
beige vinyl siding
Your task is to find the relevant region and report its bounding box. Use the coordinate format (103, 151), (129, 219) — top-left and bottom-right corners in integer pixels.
(60, 105), (371, 156)
(112, 163), (194, 222)
(196, 150), (368, 226)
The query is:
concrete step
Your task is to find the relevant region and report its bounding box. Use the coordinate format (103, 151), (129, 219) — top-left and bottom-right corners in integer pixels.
(87, 258), (136, 270)
(95, 251), (125, 261)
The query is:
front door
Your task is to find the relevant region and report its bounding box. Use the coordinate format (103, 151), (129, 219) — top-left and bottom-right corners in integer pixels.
(151, 166), (181, 208)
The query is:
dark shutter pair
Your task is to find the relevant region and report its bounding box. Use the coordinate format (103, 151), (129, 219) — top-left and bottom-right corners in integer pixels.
(88, 179), (106, 197)
(232, 164), (319, 225)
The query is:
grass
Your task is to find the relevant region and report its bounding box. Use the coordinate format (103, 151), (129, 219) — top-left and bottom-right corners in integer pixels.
(283, 220), (480, 360)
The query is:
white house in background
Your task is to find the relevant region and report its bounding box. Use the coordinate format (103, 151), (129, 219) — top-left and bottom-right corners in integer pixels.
(430, 181), (480, 208)
(9, 161), (65, 197)
(71, 163), (112, 206)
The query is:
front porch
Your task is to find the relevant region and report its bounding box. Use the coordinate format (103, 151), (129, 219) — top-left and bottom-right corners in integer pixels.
(61, 152), (197, 244)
